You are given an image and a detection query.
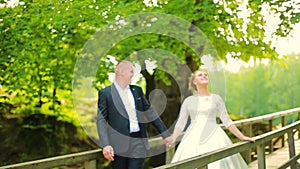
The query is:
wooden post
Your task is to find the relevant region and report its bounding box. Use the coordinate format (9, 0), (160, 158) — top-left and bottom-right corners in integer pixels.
(288, 131), (296, 157)
(268, 119), (273, 153)
(244, 124), (253, 163)
(257, 143), (266, 169)
(165, 146), (175, 164)
(281, 116), (286, 147)
(240, 124), (252, 163)
(298, 112), (300, 139)
(287, 131), (297, 169)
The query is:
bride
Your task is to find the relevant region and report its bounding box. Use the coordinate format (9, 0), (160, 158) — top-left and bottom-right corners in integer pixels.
(170, 69), (255, 168)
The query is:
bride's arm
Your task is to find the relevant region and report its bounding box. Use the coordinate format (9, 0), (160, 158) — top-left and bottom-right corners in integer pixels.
(228, 124), (255, 142)
(216, 95), (255, 142)
(171, 127), (183, 144)
(170, 99), (189, 145)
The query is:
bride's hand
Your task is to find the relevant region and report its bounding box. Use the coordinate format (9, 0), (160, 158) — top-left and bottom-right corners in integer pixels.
(170, 135), (177, 145)
(242, 136), (255, 142)
(164, 136), (173, 147)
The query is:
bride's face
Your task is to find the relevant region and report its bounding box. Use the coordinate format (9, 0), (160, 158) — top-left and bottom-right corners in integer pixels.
(193, 70), (209, 86)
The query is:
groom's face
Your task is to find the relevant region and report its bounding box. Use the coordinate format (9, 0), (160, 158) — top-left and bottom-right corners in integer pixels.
(122, 63), (134, 85)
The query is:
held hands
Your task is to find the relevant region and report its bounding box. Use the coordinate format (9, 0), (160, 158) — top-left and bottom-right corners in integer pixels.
(170, 134), (177, 145)
(102, 145), (114, 161)
(163, 136), (173, 148)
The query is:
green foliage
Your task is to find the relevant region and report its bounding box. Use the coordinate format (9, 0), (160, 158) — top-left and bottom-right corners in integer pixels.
(0, 113), (97, 165)
(225, 55), (300, 121)
(0, 0), (299, 125)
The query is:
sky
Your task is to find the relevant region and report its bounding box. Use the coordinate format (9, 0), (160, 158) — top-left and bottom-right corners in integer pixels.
(224, 1), (300, 73)
(142, 0), (300, 73)
(261, 1), (300, 56)
(274, 23), (300, 55)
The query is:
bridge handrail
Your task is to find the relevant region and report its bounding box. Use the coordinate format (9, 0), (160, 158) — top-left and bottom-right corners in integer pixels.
(0, 107), (300, 169)
(0, 149), (102, 169)
(153, 120), (300, 169)
(223, 107), (300, 127)
(277, 153), (300, 169)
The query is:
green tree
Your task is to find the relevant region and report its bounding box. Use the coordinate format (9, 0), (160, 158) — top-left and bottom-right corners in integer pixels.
(225, 55), (300, 120)
(1, 0), (299, 124)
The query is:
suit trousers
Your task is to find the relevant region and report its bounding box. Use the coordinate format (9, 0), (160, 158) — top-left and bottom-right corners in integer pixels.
(111, 135), (147, 169)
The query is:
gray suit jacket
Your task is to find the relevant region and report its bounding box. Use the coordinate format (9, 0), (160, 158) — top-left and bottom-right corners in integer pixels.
(97, 84), (170, 154)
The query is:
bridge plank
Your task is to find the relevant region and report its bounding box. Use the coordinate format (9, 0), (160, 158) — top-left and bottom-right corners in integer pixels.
(248, 139), (300, 169)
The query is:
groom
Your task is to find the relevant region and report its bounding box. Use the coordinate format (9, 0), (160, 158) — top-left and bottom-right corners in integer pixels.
(97, 60), (172, 169)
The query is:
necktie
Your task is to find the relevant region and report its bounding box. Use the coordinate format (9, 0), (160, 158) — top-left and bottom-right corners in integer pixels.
(122, 88), (140, 132)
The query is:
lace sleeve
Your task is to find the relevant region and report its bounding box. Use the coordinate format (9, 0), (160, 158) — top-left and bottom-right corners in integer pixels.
(174, 98), (189, 131)
(216, 95), (233, 128)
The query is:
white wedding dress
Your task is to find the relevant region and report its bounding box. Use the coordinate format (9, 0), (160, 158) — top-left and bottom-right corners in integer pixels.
(171, 94), (248, 169)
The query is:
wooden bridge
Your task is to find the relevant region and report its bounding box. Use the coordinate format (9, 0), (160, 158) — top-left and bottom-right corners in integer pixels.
(1, 107), (300, 169)
(248, 139), (300, 169)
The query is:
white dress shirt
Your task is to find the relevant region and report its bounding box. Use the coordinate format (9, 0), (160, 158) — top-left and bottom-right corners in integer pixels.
(115, 83), (140, 133)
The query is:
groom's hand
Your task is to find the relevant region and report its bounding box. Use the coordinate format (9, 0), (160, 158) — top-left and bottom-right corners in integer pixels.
(102, 145), (114, 161)
(164, 136), (173, 147)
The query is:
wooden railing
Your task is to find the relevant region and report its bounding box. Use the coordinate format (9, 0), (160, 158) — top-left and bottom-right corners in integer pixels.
(154, 120), (300, 169)
(163, 107), (300, 164)
(1, 107), (300, 169)
(221, 107), (300, 163)
(278, 153), (300, 169)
